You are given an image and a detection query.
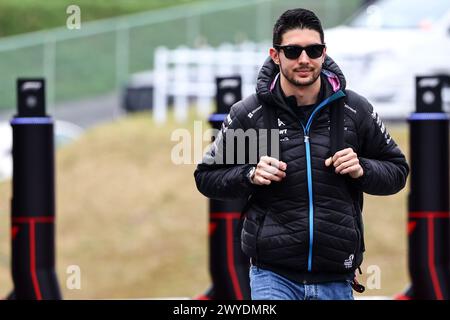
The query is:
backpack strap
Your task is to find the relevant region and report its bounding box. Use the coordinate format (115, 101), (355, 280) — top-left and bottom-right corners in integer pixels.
(240, 93), (278, 158)
(261, 103), (278, 157)
(329, 95), (345, 155)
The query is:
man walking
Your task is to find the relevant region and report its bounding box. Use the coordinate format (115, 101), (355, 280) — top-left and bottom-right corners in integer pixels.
(194, 8), (409, 300)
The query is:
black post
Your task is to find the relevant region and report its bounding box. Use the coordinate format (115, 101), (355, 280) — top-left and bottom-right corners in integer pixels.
(400, 75), (450, 300)
(196, 76), (251, 300)
(10, 79), (62, 300)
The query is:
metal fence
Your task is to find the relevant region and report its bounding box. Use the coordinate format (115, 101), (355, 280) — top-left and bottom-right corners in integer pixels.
(153, 42), (270, 122)
(0, 0), (360, 114)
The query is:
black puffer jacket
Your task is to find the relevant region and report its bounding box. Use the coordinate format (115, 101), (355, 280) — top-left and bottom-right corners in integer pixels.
(194, 56), (409, 284)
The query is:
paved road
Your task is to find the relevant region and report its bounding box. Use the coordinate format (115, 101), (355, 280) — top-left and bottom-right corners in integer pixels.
(0, 91), (127, 129)
(0, 92), (130, 181)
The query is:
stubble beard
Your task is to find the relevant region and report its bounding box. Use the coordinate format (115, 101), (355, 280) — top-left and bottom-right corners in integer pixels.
(280, 61), (321, 87)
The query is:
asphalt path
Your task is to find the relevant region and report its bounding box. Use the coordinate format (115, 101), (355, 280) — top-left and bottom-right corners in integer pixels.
(0, 92), (126, 129)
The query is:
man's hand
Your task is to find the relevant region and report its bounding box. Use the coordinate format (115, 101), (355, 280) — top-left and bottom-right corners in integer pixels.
(325, 148), (364, 179)
(251, 156), (287, 185)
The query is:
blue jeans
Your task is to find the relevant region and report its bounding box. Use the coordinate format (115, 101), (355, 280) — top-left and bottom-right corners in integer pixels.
(249, 266), (354, 300)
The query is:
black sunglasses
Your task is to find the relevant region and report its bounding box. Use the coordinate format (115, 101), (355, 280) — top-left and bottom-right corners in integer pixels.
(274, 44), (325, 59)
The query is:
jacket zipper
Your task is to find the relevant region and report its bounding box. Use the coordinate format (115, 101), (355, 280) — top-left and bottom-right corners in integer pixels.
(301, 90), (345, 272)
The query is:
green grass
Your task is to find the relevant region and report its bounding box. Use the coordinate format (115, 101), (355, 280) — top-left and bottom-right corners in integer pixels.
(0, 0), (206, 110)
(0, 113), (410, 299)
(0, 0), (204, 37)
(0, 0), (363, 110)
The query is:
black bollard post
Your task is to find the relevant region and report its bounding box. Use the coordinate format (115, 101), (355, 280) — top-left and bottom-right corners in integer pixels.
(196, 76), (251, 300)
(399, 75), (450, 300)
(10, 79), (62, 300)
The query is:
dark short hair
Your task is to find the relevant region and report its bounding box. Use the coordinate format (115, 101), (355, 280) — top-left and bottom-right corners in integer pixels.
(273, 8), (324, 47)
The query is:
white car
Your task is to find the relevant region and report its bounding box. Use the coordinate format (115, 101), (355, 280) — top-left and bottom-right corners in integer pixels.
(0, 120), (83, 181)
(325, 0), (450, 119)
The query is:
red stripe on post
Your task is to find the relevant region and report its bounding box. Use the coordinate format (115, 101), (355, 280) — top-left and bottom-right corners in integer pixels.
(427, 218), (444, 300)
(194, 294), (212, 300)
(226, 217), (243, 300)
(394, 293), (412, 300)
(11, 226), (20, 240)
(208, 222), (218, 236)
(409, 211), (450, 219)
(29, 220), (42, 300)
(210, 212), (241, 219)
(13, 216), (54, 223)
(407, 221), (417, 235)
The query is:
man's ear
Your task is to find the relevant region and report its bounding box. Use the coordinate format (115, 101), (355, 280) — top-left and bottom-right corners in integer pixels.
(269, 47), (280, 65)
(322, 46), (327, 64)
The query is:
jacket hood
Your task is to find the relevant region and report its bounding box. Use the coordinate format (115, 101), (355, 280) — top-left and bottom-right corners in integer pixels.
(256, 55), (347, 107)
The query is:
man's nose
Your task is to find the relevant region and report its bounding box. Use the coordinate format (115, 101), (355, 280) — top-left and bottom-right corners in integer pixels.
(297, 50), (310, 63)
